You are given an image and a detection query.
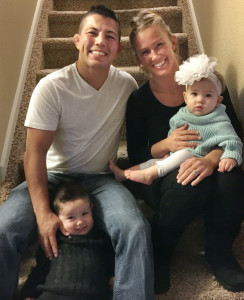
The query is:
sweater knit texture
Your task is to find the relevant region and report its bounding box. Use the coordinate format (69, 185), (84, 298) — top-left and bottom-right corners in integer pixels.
(21, 227), (114, 300)
(168, 104), (243, 165)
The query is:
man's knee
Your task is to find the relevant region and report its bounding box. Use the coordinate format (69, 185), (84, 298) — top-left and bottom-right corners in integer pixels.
(120, 213), (151, 241)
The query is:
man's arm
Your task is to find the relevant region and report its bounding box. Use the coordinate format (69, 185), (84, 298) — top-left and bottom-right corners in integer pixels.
(24, 128), (68, 259)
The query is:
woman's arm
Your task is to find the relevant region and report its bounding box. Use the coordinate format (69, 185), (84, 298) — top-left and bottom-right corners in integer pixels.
(126, 93), (152, 164)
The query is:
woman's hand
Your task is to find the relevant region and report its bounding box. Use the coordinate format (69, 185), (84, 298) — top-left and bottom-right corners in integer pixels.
(166, 124), (200, 153)
(176, 156), (214, 186)
(176, 156), (215, 186)
(176, 148), (223, 186)
(151, 124), (200, 158)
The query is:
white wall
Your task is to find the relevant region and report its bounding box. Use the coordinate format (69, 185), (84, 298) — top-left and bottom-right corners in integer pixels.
(0, 0), (39, 181)
(191, 0), (244, 130)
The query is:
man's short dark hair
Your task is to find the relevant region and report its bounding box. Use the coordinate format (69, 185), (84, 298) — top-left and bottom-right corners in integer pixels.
(79, 5), (121, 39)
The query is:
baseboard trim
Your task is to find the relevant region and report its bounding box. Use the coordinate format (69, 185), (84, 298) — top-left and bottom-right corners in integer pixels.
(187, 0), (204, 54)
(0, 0), (44, 183)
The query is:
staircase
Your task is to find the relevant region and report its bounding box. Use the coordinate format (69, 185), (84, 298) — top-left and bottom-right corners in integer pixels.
(36, 4), (189, 84)
(1, 0), (244, 299)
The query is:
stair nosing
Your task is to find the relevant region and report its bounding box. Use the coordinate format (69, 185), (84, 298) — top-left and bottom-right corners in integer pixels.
(49, 6), (182, 16)
(43, 33), (188, 44)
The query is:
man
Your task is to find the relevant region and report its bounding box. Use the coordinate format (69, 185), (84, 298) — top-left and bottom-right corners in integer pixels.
(0, 6), (154, 300)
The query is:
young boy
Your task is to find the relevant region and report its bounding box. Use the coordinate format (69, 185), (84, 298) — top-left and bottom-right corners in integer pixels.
(21, 183), (114, 300)
(110, 54), (243, 185)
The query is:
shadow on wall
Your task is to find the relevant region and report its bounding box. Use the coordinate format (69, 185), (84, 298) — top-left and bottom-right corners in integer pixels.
(238, 87), (244, 136)
(225, 64), (243, 130)
(239, 88), (244, 170)
(225, 64), (244, 170)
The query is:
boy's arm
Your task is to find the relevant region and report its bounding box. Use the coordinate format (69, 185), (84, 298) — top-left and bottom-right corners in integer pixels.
(20, 247), (50, 299)
(24, 128), (68, 259)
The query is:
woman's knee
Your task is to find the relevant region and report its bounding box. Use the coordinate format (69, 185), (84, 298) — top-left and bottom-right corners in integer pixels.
(214, 168), (244, 195)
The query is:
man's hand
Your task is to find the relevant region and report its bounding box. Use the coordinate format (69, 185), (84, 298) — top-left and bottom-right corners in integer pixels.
(36, 210), (69, 260)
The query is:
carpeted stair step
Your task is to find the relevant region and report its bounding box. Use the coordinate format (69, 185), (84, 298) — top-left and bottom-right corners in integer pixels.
(36, 66), (149, 87)
(49, 7), (183, 38)
(53, 0), (178, 11)
(42, 33), (188, 69)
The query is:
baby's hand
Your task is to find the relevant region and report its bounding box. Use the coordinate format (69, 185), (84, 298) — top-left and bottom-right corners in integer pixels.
(24, 298), (35, 300)
(218, 158), (237, 173)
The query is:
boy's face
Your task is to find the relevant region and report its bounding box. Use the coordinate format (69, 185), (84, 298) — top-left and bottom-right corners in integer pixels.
(184, 78), (223, 116)
(73, 14), (122, 70)
(58, 198), (94, 235)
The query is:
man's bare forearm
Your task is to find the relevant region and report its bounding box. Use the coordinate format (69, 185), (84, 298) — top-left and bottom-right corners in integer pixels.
(24, 150), (51, 218)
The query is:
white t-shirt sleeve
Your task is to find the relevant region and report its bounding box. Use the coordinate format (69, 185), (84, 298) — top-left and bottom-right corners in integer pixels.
(25, 77), (60, 131)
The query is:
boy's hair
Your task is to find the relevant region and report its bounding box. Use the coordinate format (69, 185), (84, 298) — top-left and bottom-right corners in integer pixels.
(52, 183), (91, 215)
(79, 5), (121, 39)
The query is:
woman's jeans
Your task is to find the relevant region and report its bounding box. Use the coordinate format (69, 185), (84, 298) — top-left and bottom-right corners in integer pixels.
(0, 172), (154, 300)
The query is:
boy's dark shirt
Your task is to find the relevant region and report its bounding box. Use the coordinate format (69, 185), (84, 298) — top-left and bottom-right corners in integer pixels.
(20, 226), (114, 300)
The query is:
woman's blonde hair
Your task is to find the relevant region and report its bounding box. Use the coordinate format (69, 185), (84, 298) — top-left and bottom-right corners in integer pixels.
(129, 9), (179, 55)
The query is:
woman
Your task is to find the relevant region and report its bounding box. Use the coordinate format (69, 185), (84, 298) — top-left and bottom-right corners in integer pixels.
(126, 10), (244, 294)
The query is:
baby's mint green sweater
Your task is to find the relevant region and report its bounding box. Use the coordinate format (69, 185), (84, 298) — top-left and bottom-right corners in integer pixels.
(169, 104), (243, 165)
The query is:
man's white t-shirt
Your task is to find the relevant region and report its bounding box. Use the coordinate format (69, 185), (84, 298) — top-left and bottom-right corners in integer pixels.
(25, 63), (138, 173)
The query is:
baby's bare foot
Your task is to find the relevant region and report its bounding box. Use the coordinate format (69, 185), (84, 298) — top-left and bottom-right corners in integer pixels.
(125, 169), (155, 185)
(109, 160), (126, 182)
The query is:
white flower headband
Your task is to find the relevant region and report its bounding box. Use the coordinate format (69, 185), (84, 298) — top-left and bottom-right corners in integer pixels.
(175, 54), (222, 95)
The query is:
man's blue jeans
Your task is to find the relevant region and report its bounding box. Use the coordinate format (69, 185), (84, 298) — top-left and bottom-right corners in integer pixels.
(0, 172), (154, 300)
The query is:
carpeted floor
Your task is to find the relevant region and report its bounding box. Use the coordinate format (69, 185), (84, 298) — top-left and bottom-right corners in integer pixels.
(1, 0), (244, 299)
